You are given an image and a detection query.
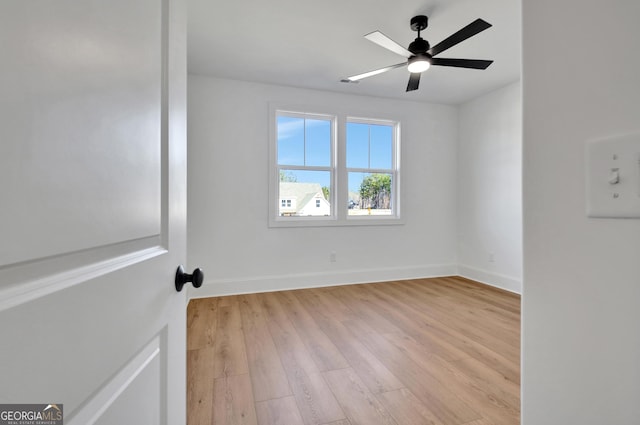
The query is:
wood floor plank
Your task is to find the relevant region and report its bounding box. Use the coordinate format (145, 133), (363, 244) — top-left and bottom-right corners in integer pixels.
(356, 285), (471, 363)
(290, 371), (346, 425)
(260, 292), (346, 425)
(255, 396), (305, 425)
(410, 277), (520, 314)
(214, 297), (249, 378)
(440, 277), (521, 314)
(217, 295), (235, 308)
(444, 368), (520, 424)
(380, 326), (520, 424)
(401, 280), (520, 352)
(404, 279), (520, 335)
(382, 331), (468, 365)
(303, 288), (354, 322)
(376, 388), (445, 425)
(295, 290), (404, 394)
(259, 292), (320, 374)
(323, 368), (398, 425)
(274, 291), (350, 372)
(461, 419), (499, 425)
(213, 373), (258, 425)
(187, 348), (215, 425)
(365, 281), (521, 385)
(450, 355), (521, 407)
(238, 294), (292, 401)
(187, 299), (202, 329)
(388, 281), (520, 360)
(188, 298), (218, 350)
(431, 278), (521, 321)
(330, 285), (404, 335)
(343, 319), (481, 425)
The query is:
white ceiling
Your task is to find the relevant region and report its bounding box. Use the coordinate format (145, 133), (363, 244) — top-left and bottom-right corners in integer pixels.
(187, 0), (521, 105)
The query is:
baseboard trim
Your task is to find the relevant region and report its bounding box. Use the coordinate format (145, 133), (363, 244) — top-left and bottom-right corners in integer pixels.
(188, 264), (458, 299)
(457, 264), (521, 294)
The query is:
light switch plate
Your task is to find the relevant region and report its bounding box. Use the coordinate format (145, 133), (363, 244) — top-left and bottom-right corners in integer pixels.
(586, 133), (640, 218)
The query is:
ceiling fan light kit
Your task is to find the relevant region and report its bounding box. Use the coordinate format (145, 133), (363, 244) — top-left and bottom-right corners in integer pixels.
(344, 15), (494, 92)
(407, 54), (431, 73)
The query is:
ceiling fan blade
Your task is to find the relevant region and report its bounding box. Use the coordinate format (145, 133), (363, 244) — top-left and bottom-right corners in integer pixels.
(427, 18), (492, 57)
(406, 73), (421, 92)
(365, 31), (413, 58)
(345, 62), (407, 82)
(431, 58), (493, 69)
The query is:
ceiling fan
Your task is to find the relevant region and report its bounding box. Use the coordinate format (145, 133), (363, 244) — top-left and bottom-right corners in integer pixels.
(344, 15), (493, 92)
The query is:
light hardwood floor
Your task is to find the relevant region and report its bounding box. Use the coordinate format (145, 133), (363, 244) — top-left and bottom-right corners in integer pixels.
(187, 276), (520, 425)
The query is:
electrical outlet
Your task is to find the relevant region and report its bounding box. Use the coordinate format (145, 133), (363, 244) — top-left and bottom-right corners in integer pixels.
(329, 251), (337, 262)
(488, 252), (495, 263)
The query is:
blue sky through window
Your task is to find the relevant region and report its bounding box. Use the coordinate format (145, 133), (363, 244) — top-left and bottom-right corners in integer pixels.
(277, 116), (393, 193)
(277, 116), (330, 167)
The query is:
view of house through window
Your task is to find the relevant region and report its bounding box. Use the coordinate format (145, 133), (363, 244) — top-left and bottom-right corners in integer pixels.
(274, 108), (399, 224)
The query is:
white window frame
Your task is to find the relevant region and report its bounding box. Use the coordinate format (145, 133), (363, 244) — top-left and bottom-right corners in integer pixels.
(269, 103), (402, 227)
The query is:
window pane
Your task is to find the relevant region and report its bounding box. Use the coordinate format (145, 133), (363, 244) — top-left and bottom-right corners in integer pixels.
(347, 172), (393, 216)
(369, 124), (393, 169)
(277, 116), (304, 165)
(346, 122), (369, 168)
(305, 119), (331, 166)
(279, 169), (331, 217)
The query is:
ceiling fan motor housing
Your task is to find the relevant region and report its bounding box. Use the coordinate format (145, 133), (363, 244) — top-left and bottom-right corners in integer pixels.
(408, 37), (430, 54)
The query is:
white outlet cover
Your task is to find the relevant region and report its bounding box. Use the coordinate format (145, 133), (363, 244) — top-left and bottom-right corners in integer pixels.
(586, 133), (640, 218)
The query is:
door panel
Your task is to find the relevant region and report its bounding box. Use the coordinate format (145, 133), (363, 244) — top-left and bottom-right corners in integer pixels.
(0, 0), (186, 424)
(73, 334), (163, 425)
(0, 0), (163, 266)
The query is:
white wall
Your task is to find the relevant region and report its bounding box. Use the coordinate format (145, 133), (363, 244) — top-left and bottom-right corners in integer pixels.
(187, 75), (459, 296)
(522, 1), (640, 424)
(458, 82), (522, 293)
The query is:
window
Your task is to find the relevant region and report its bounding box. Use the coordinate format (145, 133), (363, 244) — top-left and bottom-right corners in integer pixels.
(270, 105), (400, 227)
(346, 119), (397, 217)
(274, 111), (334, 219)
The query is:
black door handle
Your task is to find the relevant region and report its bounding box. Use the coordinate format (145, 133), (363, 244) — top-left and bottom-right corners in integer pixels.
(175, 265), (204, 292)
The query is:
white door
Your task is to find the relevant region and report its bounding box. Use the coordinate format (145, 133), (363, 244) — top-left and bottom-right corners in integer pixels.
(0, 0), (187, 424)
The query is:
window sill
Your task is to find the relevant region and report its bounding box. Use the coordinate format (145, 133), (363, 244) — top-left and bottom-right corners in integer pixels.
(268, 216), (404, 228)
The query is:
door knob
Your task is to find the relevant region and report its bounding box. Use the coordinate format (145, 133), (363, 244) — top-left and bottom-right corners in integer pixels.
(175, 265), (204, 292)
